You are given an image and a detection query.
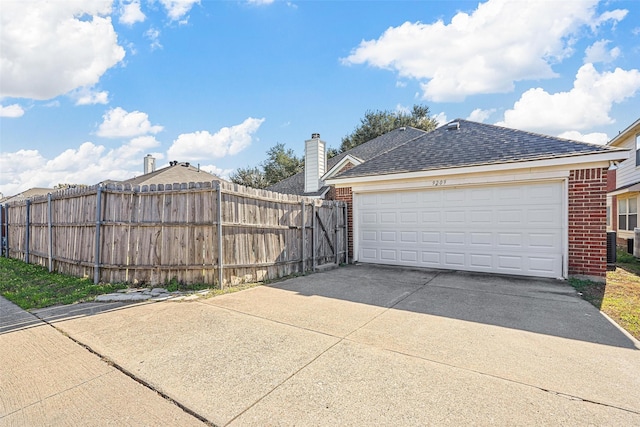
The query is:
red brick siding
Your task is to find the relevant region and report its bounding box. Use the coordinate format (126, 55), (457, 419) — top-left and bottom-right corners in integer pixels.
(568, 168), (607, 279)
(333, 187), (353, 261)
(606, 169), (616, 192)
(326, 163), (356, 201)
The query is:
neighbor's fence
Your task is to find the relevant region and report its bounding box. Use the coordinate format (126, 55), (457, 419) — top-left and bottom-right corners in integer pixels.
(0, 181), (348, 287)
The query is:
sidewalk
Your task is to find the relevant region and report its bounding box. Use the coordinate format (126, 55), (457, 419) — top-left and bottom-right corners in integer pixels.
(0, 296), (204, 426)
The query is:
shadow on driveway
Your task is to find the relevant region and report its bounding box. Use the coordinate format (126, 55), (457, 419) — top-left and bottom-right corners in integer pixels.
(271, 264), (638, 349)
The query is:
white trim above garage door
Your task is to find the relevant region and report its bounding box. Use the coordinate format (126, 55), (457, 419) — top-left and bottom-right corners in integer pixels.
(354, 181), (565, 279)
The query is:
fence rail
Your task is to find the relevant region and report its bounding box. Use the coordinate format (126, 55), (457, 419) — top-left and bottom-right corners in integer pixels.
(1, 181), (347, 288)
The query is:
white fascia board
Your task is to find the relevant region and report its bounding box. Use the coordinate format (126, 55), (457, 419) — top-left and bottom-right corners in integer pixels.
(326, 151), (628, 188)
(609, 183), (640, 196)
(349, 170), (570, 194)
(321, 155), (363, 181)
(607, 118), (640, 146)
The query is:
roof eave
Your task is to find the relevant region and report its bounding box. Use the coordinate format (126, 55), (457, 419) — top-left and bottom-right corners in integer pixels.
(326, 150), (629, 186)
(607, 117), (640, 147)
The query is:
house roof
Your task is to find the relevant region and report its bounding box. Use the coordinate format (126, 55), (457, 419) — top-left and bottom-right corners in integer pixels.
(331, 119), (627, 180)
(0, 187), (55, 204)
(108, 162), (222, 187)
(267, 126), (428, 196)
(607, 117), (640, 147)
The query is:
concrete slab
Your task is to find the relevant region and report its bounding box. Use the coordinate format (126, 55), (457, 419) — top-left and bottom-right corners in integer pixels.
(0, 297), (203, 426)
(231, 340), (640, 426)
(0, 295), (41, 334)
(202, 265), (435, 337)
(54, 299), (340, 426)
(25, 265), (640, 425)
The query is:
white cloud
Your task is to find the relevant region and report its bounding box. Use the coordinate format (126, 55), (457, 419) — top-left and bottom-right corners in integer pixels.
(433, 112), (448, 126)
(159, 0), (200, 22)
(247, 0), (275, 5)
(0, 104), (25, 118)
(119, 0), (146, 25)
(584, 40), (620, 64)
(342, 0), (627, 101)
(467, 108), (496, 123)
(71, 87), (110, 105)
(498, 63), (640, 133)
(145, 27), (162, 50)
(168, 117), (265, 161)
(97, 107), (163, 138)
(0, 0), (125, 100)
(558, 130), (609, 145)
(0, 137), (163, 195)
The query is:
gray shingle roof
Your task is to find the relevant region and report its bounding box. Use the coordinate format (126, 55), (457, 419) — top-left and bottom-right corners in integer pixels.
(267, 126), (428, 195)
(334, 119), (624, 179)
(113, 162), (222, 187)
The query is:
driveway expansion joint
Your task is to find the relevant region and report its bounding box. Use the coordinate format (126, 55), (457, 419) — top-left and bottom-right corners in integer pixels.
(39, 316), (218, 427)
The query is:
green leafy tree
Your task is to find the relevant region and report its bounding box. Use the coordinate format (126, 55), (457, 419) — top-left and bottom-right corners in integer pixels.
(230, 143), (303, 189)
(229, 166), (269, 189)
(263, 143), (304, 185)
(340, 104), (438, 152)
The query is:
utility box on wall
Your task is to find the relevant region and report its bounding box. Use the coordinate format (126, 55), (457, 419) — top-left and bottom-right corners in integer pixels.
(634, 229), (640, 258)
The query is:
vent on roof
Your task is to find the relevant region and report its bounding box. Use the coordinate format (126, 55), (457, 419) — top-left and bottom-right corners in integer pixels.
(399, 127), (406, 131)
(447, 122), (460, 130)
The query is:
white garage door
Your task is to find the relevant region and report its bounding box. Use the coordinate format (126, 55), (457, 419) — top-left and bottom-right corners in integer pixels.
(355, 182), (564, 278)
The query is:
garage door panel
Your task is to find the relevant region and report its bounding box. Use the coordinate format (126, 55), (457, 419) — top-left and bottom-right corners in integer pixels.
(422, 211), (441, 224)
(400, 231), (418, 243)
(469, 210), (493, 224)
(356, 181), (564, 279)
(470, 253), (493, 268)
(400, 250), (418, 262)
(444, 252), (465, 266)
(400, 212), (418, 223)
(497, 255), (523, 270)
(470, 232), (492, 246)
(444, 211), (465, 223)
(379, 249), (397, 261)
(362, 212), (377, 224)
(444, 232), (465, 245)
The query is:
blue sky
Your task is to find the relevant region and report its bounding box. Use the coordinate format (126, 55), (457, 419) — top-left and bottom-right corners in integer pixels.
(1, 0), (639, 196)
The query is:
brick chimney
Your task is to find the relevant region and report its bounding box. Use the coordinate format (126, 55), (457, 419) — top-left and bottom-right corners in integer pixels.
(305, 133), (326, 193)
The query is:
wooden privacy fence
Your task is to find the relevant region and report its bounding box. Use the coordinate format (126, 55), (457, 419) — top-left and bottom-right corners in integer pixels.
(1, 181), (348, 287)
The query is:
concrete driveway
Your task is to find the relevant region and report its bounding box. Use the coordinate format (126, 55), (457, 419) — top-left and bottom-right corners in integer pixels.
(14, 265), (640, 425)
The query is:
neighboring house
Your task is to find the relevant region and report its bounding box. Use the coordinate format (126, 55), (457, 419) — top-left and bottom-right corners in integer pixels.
(0, 187), (55, 204)
(272, 119), (628, 282)
(606, 118), (640, 247)
(105, 157), (223, 188)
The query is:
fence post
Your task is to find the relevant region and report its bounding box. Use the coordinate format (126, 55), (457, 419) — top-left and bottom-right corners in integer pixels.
(48, 193), (53, 272)
(1, 204), (7, 257)
(94, 185), (102, 284)
(334, 202), (339, 265)
(301, 199), (306, 273)
(312, 202), (317, 271)
(216, 181), (224, 289)
(343, 202), (349, 264)
(25, 199), (31, 264)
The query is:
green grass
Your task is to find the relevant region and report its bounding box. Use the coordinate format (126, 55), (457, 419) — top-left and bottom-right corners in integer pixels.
(0, 257), (126, 310)
(569, 249), (640, 340)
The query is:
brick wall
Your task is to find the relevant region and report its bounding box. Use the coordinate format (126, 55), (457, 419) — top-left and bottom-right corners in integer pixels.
(568, 168), (607, 280)
(333, 187), (353, 261)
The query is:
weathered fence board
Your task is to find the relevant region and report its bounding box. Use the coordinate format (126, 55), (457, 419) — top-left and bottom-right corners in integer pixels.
(1, 181), (346, 288)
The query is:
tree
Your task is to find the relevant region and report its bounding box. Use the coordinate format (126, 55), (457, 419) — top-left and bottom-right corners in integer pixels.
(229, 166), (269, 189)
(263, 143), (304, 185)
(230, 143), (303, 189)
(340, 104), (438, 152)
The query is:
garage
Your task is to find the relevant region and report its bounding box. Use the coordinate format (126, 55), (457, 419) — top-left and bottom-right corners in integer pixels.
(355, 181), (564, 278)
